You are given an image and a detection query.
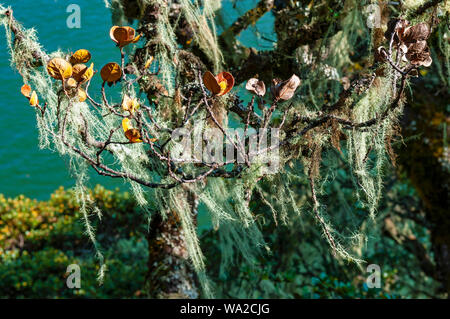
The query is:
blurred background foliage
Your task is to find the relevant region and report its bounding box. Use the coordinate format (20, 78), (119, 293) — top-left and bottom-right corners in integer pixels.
(202, 164), (439, 298)
(0, 186), (148, 298)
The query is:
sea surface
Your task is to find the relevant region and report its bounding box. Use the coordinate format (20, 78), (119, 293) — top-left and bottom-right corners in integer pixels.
(0, 0), (274, 200)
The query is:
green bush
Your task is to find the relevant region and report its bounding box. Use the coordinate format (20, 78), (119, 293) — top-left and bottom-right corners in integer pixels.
(0, 186), (148, 298)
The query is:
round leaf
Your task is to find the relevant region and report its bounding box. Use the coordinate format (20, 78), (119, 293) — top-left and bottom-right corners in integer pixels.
(101, 62), (122, 84)
(47, 58), (73, 80)
(69, 49), (91, 65)
(21, 84), (31, 98)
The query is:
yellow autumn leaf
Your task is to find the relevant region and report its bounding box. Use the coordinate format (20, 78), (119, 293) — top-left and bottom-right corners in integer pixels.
(47, 58), (73, 80)
(122, 118), (132, 132)
(64, 77), (77, 90)
(29, 91), (39, 107)
(353, 62), (363, 70)
(78, 88), (87, 102)
(82, 63), (94, 82)
(420, 69), (428, 76)
(69, 49), (91, 65)
(122, 95), (140, 113)
(144, 56), (154, 69)
(132, 33), (142, 43)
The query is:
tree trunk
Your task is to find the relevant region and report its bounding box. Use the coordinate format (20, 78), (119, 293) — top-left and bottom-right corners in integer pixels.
(146, 187), (199, 299)
(146, 192), (199, 298)
(146, 211), (198, 298)
(114, 1), (200, 298)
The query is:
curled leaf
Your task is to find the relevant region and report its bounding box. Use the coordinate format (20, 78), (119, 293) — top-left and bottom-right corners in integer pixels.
(83, 62), (94, 82)
(271, 74), (301, 101)
(69, 49), (91, 65)
(402, 23), (431, 44)
(245, 78), (266, 96)
(72, 64), (86, 82)
(110, 26), (141, 48)
(122, 118), (142, 143)
(72, 63), (94, 83)
(122, 95), (140, 113)
(47, 58), (73, 80)
(125, 129), (142, 143)
(406, 41), (433, 67)
(77, 88), (87, 102)
(384, 19), (410, 44)
(101, 62), (122, 84)
(64, 77), (78, 90)
(216, 72), (234, 96)
(203, 71), (221, 95)
(29, 91), (39, 107)
(202, 71), (234, 96)
(384, 20), (433, 68)
(83, 63), (94, 82)
(21, 84), (31, 98)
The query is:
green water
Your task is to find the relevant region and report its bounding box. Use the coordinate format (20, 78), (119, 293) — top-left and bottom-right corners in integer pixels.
(0, 0), (274, 199)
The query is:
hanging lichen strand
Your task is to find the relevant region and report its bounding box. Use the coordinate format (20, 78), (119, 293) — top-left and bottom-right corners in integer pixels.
(178, 0), (223, 72)
(0, 0), (446, 297)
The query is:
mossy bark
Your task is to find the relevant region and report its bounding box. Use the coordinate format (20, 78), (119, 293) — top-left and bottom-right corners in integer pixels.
(146, 208), (198, 298)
